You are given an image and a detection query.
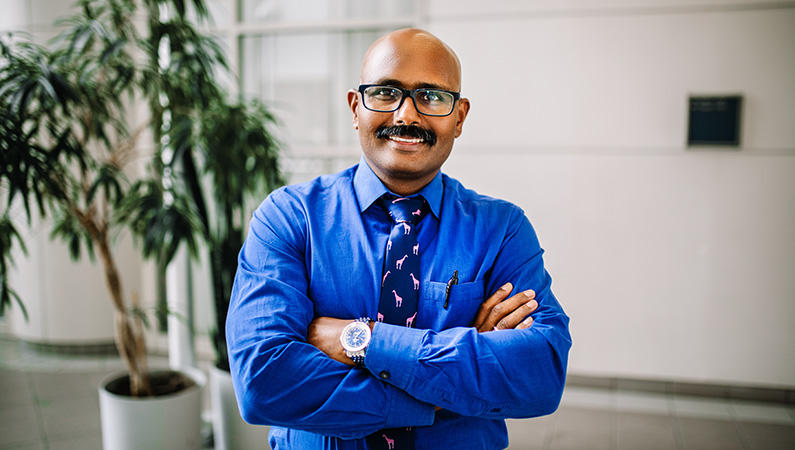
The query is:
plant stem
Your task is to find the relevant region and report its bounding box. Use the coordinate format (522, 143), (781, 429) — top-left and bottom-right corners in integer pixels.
(96, 233), (151, 396)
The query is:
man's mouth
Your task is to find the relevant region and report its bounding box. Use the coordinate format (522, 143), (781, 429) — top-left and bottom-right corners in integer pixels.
(375, 125), (437, 147)
(388, 136), (425, 144)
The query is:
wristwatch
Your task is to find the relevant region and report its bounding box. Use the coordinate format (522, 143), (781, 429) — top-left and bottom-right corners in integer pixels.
(340, 317), (372, 367)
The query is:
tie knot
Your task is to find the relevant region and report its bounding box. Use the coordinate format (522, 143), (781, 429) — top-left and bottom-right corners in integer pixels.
(381, 195), (429, 223)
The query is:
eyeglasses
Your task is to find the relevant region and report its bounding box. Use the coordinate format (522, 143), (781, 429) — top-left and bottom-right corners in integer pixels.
(358, 84), (460, 117)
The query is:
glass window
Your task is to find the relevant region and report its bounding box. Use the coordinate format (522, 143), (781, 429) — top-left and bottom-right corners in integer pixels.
(240, 30), (393, 150)
(240, 0), (411, 24)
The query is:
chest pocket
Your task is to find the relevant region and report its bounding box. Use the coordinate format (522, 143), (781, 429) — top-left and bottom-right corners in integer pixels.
(419, 279), (485, 330)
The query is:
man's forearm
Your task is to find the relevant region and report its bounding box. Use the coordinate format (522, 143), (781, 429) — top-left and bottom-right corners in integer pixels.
(229, 315), (436, 437)
(305, 281), (560, 419)
(363, 314), (569, 419)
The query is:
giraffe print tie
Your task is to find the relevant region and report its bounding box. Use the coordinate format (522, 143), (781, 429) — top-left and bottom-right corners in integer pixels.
(367, 194), (428, 450)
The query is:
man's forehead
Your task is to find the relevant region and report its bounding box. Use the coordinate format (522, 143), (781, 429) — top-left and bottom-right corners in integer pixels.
(360, 28), (461, 90)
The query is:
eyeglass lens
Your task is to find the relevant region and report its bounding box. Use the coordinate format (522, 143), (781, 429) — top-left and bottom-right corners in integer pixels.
(363, 86), (455, 116)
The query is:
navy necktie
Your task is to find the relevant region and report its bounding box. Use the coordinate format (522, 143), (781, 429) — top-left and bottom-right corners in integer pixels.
(367, 194), (428, 450)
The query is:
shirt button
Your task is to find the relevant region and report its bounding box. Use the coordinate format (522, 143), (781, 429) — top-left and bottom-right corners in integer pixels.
(379, 370), (391, 380)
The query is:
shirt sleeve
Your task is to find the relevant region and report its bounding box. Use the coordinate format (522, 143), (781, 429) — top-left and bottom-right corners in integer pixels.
(226, 190), (435, 439)
(363, 206), (572, 419)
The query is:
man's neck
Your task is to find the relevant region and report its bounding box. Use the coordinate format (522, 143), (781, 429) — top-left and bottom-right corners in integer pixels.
(380, 172), (437, 197)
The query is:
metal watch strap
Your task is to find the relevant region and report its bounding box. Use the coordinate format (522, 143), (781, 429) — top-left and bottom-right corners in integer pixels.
(353, 317), (371, 368)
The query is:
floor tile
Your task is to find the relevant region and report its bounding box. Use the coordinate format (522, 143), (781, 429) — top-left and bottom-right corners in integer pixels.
(548, 407), (615, 450)
(30, 371), (103, 402)
(739, 421), (795, 450)
(0, 414), (43, 447)
(677, 417), (744, 450)
(673, 395), (733, 421)
(506, 415), (553, 449)
(0, 370), (34, 408)
(615, 390), (672, 415)
(39, 397), (101, 438)
(0, 441), (46, 450)
(0, 368), (29, 389)
(0, 401), (38, 429)
(47, 433), (102, 450)
(560, 386), (614, 410)
(616, 412), (677, 450)
(730, 399), (795, 425)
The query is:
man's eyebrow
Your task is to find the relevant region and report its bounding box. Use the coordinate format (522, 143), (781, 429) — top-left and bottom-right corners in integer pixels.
(372, 79), (452, 91)
(372, 79), (406, 88)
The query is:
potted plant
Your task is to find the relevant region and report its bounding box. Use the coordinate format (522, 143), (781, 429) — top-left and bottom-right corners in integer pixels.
(135, 2), (283, 448)
(184, 97), (283, 450)
(0, 0), (280, 448)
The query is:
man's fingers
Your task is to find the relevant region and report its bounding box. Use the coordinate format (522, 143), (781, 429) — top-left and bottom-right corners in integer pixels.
(515, 315), (534, 330)
(480, 289), (535, 332)
(494, 299), (538, 330)
(473, 282), (513, 329)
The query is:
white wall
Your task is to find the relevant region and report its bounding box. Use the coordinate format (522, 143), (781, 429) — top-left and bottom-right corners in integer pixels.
(425, 0), (795, 387)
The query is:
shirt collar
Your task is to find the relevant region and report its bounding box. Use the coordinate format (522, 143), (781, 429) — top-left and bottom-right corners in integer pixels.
(353, 156), (443, 219)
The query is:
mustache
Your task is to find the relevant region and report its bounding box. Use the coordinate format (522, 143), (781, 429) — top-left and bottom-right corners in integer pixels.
(375, 125), (437, 147)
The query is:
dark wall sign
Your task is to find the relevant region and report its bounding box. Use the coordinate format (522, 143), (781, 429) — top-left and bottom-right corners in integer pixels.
(687, 95), (742, 147)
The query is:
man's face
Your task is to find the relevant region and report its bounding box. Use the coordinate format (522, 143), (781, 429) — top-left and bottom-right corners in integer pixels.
(347, 34), (470, 192)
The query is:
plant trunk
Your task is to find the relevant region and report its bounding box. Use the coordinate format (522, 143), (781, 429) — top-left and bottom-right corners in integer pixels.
(96, 234), (151, 396)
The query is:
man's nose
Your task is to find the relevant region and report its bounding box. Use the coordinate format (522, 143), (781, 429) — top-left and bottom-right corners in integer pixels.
(394, 95), (422, 126)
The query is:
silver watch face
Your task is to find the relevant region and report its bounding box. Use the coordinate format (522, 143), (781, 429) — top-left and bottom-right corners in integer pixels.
(341, 322), (371, 352)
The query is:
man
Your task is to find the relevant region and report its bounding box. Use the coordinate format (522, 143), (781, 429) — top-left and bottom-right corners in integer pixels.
(227, 28), (571, 449)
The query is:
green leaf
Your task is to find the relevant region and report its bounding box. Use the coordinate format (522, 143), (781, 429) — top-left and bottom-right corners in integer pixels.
(0, 213), (29, 320)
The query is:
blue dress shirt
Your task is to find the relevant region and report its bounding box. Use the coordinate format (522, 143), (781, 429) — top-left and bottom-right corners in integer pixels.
(227, 158), (571, 450)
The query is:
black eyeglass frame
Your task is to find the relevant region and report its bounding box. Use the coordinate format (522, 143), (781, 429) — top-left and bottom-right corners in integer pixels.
(357, 84), (461, 117)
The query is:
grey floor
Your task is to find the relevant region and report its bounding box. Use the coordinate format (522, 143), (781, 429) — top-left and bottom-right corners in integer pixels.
(1, 338), (793, 449)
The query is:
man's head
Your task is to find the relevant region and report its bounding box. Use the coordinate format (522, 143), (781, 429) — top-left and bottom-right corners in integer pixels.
(348, 28), (470, 195)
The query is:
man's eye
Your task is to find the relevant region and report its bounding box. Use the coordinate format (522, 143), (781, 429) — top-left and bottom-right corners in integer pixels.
(373, 88), (398, 99)
(420, 90), (444, 103)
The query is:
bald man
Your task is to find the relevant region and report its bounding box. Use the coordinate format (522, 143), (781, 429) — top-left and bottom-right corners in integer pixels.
(227, 29), (571, 450)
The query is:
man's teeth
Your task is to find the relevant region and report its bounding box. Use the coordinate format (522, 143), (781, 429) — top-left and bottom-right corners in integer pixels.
(388, 136), (424, 144)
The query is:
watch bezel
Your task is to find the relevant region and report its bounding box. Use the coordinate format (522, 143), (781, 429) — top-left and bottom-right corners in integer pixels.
(340, 321), (371, 353)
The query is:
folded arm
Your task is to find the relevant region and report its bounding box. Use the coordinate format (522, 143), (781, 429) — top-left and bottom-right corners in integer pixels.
(315, 208), (571, 419)
(226, 192), (435, 439)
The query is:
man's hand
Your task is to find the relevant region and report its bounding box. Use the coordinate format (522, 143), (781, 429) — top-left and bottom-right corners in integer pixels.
(307, 317), (357, 365)
(472, 283), (537, 332)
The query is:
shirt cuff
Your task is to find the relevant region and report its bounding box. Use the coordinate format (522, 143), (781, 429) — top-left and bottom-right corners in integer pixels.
(366, 322), (435, 428)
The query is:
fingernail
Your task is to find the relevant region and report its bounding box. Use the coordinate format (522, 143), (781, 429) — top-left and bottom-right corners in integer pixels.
(523, 289), (535, 298)
(525, 300), (537, 309)
(493, 326), (500, 331)
(501, 282), (512, 291)
(523, 317), (533, 326)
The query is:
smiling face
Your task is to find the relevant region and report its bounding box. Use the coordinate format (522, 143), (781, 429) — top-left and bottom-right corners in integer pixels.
(347, 29), (470, 195)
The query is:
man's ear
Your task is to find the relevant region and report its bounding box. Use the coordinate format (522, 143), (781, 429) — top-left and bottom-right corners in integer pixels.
(347, 90), (360, 129)
(454, 97), (470, 138)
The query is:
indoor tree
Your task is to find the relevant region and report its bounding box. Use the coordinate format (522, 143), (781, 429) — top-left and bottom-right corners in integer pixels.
(0, 0), (281, 395)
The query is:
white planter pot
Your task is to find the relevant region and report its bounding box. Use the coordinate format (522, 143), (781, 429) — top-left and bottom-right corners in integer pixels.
(210, 365), (270, 450)
(99, 367), (206, 450)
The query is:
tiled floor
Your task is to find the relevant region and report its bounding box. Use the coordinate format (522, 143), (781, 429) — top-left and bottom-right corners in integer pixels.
(506, 387), (795, 449)
(1, 338), (793, 449)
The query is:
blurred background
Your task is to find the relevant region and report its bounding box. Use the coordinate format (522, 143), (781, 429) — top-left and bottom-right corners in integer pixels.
(1, 0), (793, 449)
